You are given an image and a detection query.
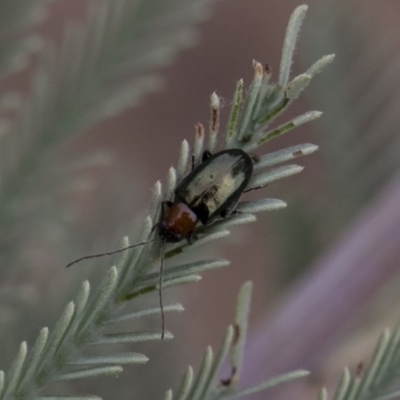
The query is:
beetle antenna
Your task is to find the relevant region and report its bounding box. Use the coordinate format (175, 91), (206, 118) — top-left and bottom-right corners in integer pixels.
(159, 239), (167, 340)
(65, 238), (158, 268)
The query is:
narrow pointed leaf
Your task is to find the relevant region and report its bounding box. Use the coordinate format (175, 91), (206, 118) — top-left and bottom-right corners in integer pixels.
(53, 366), (123, 382)
(90, 330), (173, 345)
(67, 353), (148, 366)
(220, 370), (309, 399)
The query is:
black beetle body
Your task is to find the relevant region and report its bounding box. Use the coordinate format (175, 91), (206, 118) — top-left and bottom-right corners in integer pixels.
(157, 148), (253, 244)
(66, 148), (255, 266)
(66, 148), (257, 339)
(177, 149), (253, 224)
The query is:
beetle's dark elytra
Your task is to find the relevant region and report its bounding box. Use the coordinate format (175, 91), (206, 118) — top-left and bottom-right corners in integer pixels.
(175, 149), (253, 225)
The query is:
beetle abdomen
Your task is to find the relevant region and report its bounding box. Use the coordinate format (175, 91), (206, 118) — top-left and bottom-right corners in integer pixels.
(175, 149), (253, 224)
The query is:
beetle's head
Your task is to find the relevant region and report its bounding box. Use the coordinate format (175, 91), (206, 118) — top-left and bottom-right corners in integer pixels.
(158, 220), (183, 243)
(158, 202), (198, 244)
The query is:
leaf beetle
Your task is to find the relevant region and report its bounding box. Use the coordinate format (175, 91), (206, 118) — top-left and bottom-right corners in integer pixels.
(157, 148), (254, 244)
(66, 148), (261, 339)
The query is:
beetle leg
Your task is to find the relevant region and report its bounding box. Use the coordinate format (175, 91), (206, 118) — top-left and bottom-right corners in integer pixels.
(243, 184), (268, 193)
(191, 148), (211, 176)
(249, 153), (260, 163)
(220, 198), (241, 218)
(150, 222), (159, 234)
(191, 153), (196, 171)
(152, 201), (173, 233)
(221, 208), (242, 218)
(162, 200), (174, 211)
(220, 207), (232, 218)
(202, 149), (212, 162)
(186, 230), (195, 244)
(191, 149), (212, 171)
(158, 200), (173, 223)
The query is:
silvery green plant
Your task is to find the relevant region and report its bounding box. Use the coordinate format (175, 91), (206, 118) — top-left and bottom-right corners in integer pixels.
(0, 4), (336, 400)
(0, 0), (218, 369)
(164, 282), (308, 400)
(316, 322), (400, 400)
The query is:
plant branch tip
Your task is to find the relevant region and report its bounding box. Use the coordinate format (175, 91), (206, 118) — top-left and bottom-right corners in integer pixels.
(211, 92), (220, 106)
(297, 4), (308, 12)
(253, 60), (263, 75)
(153, 180), (162, 192)
(195, 123), (205, 137)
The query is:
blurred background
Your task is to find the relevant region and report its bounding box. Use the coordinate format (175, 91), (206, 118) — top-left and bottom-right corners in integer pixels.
(1, 0), (400, 398)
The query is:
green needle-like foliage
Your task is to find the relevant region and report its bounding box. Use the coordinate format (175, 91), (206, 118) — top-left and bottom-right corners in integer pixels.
(319, 322), (400, 400)
(0, 0), (219, 286)
(165, 282), (309, 400)
(0, 4), (334, 399)
(0, 0), (220, 372)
